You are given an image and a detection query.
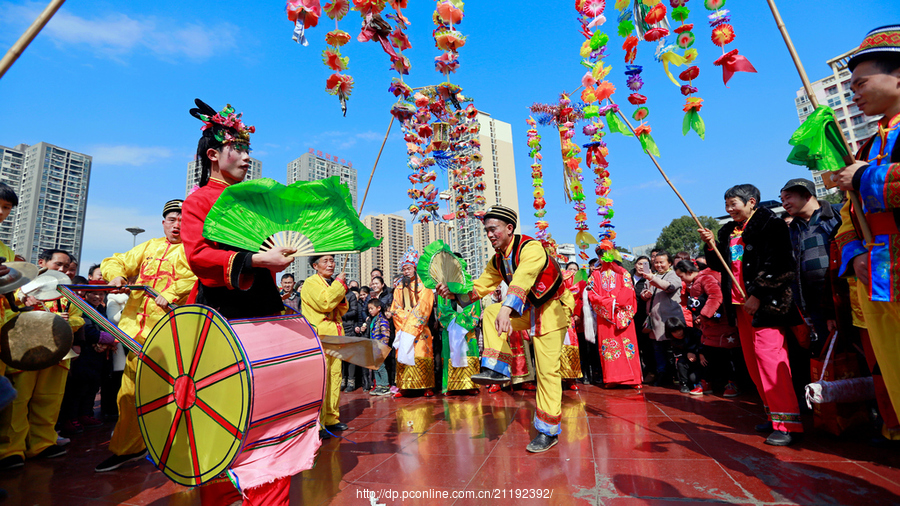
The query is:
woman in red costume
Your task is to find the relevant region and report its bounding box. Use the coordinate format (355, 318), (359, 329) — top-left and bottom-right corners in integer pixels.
(587, 255), (642, 387)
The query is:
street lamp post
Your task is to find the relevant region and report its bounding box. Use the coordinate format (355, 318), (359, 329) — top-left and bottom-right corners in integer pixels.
(125, 227), (145, 247)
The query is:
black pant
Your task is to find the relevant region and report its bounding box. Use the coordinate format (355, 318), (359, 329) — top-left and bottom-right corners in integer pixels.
(698, 345), (741, 388)
(577, 332), (601, 382)
(674, 352), (699, 387)
(59, 368), (101, 424)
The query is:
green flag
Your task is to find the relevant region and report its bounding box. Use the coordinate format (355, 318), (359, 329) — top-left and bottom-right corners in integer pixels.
(786, 105), (850, 173)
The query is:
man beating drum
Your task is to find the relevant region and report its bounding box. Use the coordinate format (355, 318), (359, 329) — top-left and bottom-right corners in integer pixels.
(94, 199), (196, 473)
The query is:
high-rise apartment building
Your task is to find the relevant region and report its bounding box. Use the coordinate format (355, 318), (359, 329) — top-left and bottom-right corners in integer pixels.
(794, 48), (881, 198)
(287, 150), (361, 283)
(186, 157), (261, 197)
(413, 220), (450, 255)
(0, 142), (91, 263)
(360, 214), (408, 286)
(447, 112), (519, 276)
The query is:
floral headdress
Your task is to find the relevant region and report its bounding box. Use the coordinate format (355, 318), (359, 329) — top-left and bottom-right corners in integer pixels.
(189, 98), (256, 150)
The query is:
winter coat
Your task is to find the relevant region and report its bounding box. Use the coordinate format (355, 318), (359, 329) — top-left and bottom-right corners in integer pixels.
(342, 292), (361, 336)
(706, 206), (803, 328)
(689, 270), (740, 348)
(645, 269), (685, 341)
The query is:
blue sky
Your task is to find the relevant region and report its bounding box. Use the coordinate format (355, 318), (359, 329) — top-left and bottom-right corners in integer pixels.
(0, 1), (893, 274)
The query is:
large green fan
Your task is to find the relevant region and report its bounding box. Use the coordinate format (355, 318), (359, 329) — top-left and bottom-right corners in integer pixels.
(203, 177), (381, 256)
(417, 240), (473, 295)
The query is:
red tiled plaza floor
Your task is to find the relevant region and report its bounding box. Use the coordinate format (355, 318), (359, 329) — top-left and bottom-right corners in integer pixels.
(2, 385), (899, 505)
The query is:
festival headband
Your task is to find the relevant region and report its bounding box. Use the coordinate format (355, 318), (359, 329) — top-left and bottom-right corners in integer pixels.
(189, 98), (256, 148)
(848, 25), (900, 71)
(483, 205), (517, 228)
(163, 199), (183, 217)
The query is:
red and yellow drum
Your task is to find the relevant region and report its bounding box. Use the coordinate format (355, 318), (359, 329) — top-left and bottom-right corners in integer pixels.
(134, 306), (325, 489)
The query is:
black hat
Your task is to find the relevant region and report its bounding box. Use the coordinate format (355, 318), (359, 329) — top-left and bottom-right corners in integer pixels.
(483, 205), (517, 228)
(780, 178), (815, 197)
(163, 199), (183, 217)
(848, 25), (900, 72)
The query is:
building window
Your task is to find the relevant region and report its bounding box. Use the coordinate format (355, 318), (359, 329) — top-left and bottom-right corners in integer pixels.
(825, 85), (838, 96)
(826, 96), (842, 108)
(851, 114), (865, 126)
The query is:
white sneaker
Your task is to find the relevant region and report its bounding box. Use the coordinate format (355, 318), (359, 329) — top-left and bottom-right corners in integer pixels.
(57, 436), (71, 446)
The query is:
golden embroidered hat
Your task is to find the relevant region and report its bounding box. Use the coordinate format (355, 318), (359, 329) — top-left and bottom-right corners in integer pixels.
(163, 199), (183, 217)
(848, 25), (900, 71)
(483, 205), (517, 228)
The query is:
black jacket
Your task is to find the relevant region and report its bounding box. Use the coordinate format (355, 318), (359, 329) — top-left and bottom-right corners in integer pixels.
(668, 326), (701, 356)
(342, 293), (361, 336)
(706, 206), (802, 328)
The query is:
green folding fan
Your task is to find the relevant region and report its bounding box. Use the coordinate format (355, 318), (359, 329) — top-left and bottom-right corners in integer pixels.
(417, 240), (473, 295)
(203, 177), (381, 257)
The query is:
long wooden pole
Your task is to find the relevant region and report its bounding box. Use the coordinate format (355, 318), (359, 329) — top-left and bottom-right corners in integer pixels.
(766, 0), (874, 245)
(608, 97), (745, 298)
(340, 115), (395, 273)
(0, 0), (66, 80)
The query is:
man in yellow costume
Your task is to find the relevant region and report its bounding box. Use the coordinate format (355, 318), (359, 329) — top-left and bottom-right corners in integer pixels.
(391, 247), (436, 397)
(301, 254), (349, 438)
(0, 249), (83, 470)
(94, 200), (196, 472)
(832, 26), (900, 443)
(437, 205), (574, 453)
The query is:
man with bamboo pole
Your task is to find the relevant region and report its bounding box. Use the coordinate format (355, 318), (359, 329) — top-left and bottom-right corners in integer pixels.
(832, 25), (900, 442)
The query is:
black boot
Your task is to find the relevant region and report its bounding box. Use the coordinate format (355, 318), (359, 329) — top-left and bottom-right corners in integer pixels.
(525, 433), (559, 453)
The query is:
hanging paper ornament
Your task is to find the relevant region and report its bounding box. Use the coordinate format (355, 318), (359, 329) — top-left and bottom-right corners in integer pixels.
(325, 73), (353, 115)
(711, 24), (735, 46)
(287, 0), (322, 46)
(705, 2), (756, 86)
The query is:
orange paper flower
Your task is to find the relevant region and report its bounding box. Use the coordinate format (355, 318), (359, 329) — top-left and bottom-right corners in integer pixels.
(683, 97), (704, 112)
(595, 81), (616, 101)
(633, 124), (652, 137)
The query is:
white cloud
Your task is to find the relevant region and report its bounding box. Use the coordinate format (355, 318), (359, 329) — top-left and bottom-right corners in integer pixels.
(0, 3), (237, 61)
(90, 145), (174, 166)
(79, 204), (162, 268)
(355, 131), (382, 142)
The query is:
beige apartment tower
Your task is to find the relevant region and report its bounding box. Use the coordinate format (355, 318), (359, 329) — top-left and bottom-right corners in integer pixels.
(360, 214), (409, 286)
(447, 112), (519, 277)
(413, 221), (450, 255)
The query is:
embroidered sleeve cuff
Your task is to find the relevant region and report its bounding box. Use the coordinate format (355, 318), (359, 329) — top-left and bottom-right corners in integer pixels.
(502, 293), (526, 315)
(839, 240), (867, 277)
(228, 252), (254, 291)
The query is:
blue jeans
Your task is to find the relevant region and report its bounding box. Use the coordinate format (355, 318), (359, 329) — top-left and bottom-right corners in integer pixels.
(374, 363), (388, 388)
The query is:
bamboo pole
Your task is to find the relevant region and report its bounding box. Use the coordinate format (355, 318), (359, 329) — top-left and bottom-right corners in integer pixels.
(608, 97), (745, 298)
(0, 0), (66, 80)
(766, 0), (873, 245)
(340, 115), (395, 273)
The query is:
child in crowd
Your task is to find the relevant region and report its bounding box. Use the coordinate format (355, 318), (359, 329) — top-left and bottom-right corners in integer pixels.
(665, 317), (703, 395)
(365, 298), (392, 396)
(675, 260), (742, 397)
(58, 279), (117, 436)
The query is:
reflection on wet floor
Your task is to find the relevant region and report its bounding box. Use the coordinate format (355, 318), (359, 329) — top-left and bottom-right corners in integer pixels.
(2, 385), (900, 505)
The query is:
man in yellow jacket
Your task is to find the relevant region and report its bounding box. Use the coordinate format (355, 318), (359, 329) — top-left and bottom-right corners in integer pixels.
(301, 254), (349, 437)
(437, 205), (574, 453)
(95, 200), (196, 472)
(0, 249), (83, 470)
